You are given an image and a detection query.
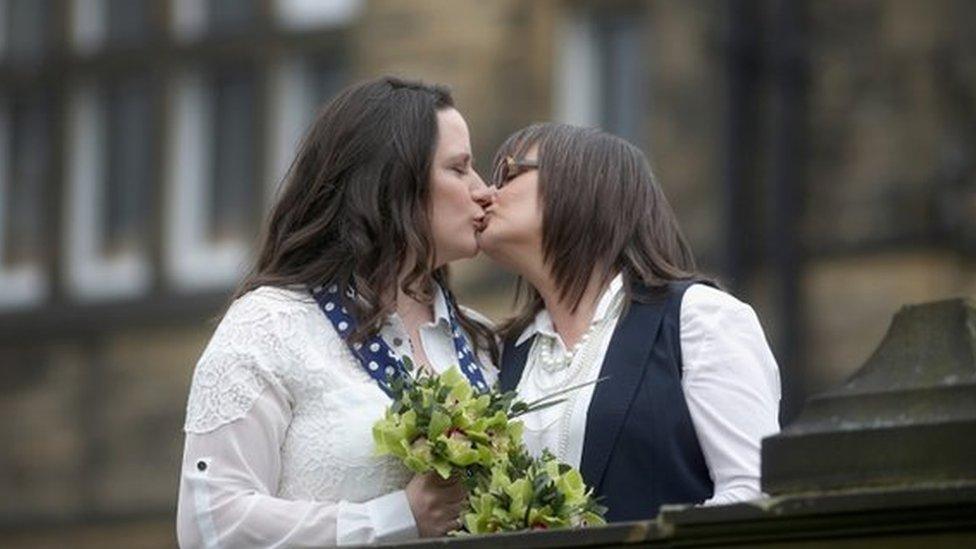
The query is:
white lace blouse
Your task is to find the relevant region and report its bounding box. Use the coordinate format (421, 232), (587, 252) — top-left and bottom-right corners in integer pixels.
(177, 285), (497, 548)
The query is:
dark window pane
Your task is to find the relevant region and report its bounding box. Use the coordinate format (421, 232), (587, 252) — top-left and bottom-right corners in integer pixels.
(210, 69), (257, 240)
(103, 76), (153, 254)
(308, 56), (347, 109)
(207, 0), (258, 35)
(598, 12), (644, 145)
(106, 0), (152, 48)
(591, 10), (645, 146)
(5, 0), (51, 63)
(5, 95), (50, 265)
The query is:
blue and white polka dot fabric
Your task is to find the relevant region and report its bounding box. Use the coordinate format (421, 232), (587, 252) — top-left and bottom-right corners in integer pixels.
(311, 283), (489, 397)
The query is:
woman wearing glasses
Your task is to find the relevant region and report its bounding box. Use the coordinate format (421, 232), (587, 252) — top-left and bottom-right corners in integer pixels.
(177, 77), (496, 547)
(476, 123), (781, 521)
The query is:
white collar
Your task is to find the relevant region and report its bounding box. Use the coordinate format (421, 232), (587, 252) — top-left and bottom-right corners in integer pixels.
(388, 282), (452, 331)
(431, 283), (452, 329)
(515, 273), (625, 347)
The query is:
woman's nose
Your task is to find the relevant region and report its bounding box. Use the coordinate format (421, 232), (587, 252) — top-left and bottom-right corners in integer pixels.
(470, 171), (496, 205)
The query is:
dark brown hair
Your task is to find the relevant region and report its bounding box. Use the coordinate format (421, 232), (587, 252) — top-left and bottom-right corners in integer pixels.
(235, 75), (496, 362)
(491, 123), (716, 340)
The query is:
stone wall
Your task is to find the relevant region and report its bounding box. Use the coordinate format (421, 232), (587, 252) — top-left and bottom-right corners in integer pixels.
(802, 0), (976, 390)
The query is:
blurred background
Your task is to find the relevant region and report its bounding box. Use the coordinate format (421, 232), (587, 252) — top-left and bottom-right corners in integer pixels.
(0, 0), (973, 546)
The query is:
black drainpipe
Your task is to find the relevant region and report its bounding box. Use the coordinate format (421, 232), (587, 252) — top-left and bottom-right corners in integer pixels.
(767, 0), (807, 424)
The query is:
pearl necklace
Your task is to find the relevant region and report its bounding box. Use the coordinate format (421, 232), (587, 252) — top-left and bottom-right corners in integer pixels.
(525, 292), (625, 459)
(528, 292), (625, 395)
(538, 320), (600, 373)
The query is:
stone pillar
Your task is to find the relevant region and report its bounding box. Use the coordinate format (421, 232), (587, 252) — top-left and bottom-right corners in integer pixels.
(762, 298), (976, 493)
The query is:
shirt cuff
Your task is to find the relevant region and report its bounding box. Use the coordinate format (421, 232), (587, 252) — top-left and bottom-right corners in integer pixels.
(336, 490), (418, 546)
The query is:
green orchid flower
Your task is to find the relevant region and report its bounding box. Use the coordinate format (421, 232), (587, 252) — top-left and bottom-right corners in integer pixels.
(373, 365), (607, 534)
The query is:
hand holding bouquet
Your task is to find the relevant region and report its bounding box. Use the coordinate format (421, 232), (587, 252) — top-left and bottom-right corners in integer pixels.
(372, 359), (607, 534)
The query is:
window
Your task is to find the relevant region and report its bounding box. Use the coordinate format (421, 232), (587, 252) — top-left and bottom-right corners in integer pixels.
(210, 68), (258, 240)
(274, 0), (362, 30)
(0, 94), (51, 308)
(172, 0), (259, 42)
(65, 78), (154, 301)
(165, 67), (259, 291)
(106, 0), (152, 48)
(554, 5), (647, 146)
(2, 0), (52, 64)
(72, 0), (153, 54)
(103, 76), (153, 255)
(208, 0), (258, 35)
(267, 55), (346, 200)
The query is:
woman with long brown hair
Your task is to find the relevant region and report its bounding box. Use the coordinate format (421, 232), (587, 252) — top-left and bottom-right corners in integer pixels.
(177, 76), (497, 546)
(477, 123), (781, 521)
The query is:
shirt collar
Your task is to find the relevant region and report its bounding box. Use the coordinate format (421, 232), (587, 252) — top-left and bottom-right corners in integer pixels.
(386, 282), (452, 331)
(431, 283), (452, 330)
(514, 272), (625, 346)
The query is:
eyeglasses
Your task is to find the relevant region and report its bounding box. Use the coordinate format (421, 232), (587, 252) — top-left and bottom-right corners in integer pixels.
(495, 155), (539, 188)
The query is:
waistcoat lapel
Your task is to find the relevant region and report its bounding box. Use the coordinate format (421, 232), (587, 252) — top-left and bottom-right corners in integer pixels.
(499, 336), (534, 392)
(579, 294), (668, 492)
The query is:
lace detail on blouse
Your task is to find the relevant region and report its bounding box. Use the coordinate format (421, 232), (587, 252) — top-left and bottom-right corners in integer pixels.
(183, 287), (302, 433)
(182, 286), (414, 503)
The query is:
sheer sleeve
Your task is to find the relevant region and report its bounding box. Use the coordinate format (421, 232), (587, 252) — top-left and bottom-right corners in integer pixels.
(679, 284), (782, 506)
(177, 292), (418, 547)
(177, 386), (417, 547)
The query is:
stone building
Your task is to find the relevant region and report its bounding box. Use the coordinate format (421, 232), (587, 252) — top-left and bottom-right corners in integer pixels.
(0, 1), (973, 546)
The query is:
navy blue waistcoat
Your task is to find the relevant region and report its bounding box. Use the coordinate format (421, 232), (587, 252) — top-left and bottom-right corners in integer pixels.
(499, 281), (713, 522)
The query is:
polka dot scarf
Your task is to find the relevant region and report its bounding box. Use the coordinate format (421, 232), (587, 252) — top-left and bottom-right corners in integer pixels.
(311, 283), (489, 398)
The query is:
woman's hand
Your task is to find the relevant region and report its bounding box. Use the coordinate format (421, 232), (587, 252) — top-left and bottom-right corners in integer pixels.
(405, 472), (468, 537)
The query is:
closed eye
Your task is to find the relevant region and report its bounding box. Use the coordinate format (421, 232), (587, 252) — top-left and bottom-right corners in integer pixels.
(447, 152), (473, 176)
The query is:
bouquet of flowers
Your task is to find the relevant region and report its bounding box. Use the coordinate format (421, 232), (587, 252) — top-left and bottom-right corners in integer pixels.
(464, 446), (607, 532)
(372, 358), (607, 534)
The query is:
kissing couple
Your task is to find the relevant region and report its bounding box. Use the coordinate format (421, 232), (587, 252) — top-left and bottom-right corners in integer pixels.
(177, 75), (781, 548)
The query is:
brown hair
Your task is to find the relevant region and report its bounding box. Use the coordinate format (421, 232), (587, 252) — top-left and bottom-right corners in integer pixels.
(491, 123), (716, 340)
(234, 75), (496, 362)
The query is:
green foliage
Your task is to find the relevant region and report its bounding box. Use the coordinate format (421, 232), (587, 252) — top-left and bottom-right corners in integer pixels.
(461, 446), (607, 533)
(371, 365), (607, 534)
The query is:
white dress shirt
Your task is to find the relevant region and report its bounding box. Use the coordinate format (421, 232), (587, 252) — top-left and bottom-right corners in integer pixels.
(177, 285), (496, 548)
(515, 275), (781, 506)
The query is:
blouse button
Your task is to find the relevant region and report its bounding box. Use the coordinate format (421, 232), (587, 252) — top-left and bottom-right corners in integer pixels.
(197, 461), (207, 472)
(393, 338), (403, 347)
